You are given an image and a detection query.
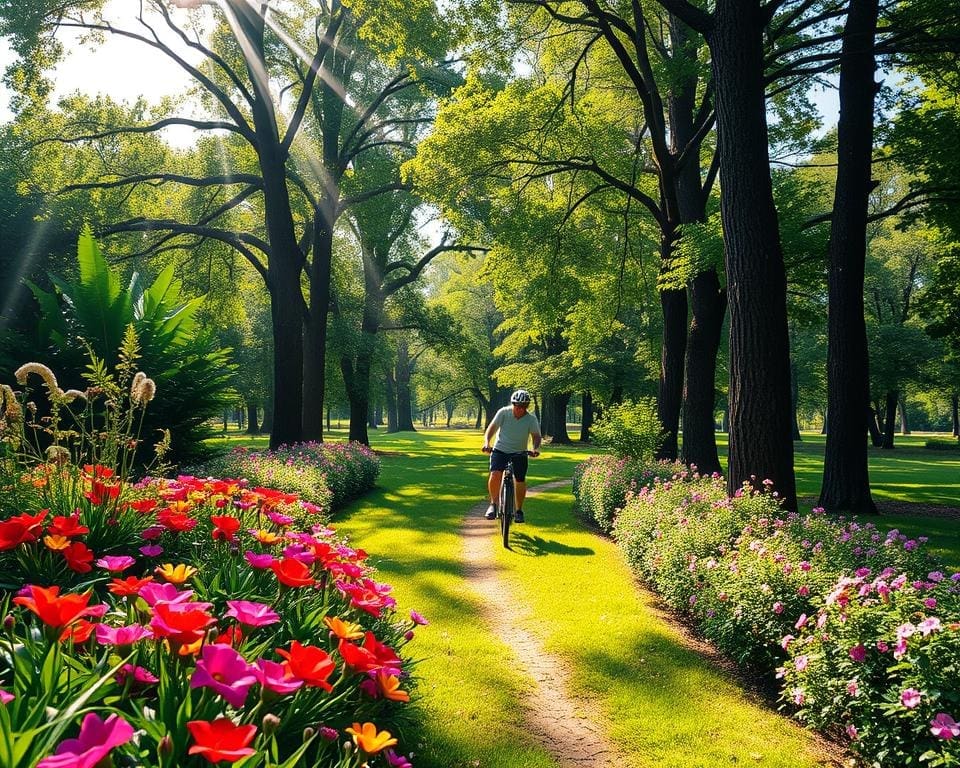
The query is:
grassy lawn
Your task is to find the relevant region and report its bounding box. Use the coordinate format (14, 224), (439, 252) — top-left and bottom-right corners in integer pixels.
(328, 429), (837, 768)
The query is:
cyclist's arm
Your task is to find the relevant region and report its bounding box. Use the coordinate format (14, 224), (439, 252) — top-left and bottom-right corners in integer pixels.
(530, 430), (542, 456)
(482, 420), (498, 452)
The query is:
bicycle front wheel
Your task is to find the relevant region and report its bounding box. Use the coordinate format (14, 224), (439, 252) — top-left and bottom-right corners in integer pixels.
(499, 479), (514, 549)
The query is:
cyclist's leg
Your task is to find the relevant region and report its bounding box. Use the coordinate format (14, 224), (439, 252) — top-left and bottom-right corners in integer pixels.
(486, 469), (503, 518)
(515, 479), (527, 510)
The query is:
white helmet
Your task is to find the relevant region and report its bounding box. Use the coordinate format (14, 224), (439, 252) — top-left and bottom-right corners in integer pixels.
(510, 389), (532, 405)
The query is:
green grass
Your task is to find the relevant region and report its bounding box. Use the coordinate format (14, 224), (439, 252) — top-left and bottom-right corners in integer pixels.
(331, 429), (836, 768)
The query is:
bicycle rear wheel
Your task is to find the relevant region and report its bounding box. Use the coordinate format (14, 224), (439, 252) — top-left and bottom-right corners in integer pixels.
(499, 477), (514, 549)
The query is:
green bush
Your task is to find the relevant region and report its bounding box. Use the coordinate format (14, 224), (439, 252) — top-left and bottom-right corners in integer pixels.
(590, 398), (664, 460)
(925, 438), (960, 451)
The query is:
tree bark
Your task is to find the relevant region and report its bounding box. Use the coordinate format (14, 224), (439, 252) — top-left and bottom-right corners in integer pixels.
(819, 0), (879, 512)
(542, 391), (572, 443)
(898, 394), (910, 434)
(303, 211), (334, 442)
(882, 389), (898, 448)
(657, 287), (688, 460)
(952, 393), (959, 438)
(385, 368), (399, 433)
(395, 341), (416, 432)
(791, 359), (802, 441)
(580, 390), (594, 442)
(682, 270), (725, 474)
(711, 0), (797, 510)
(245, 402), (260, 434)
(868, 403), (883, 446)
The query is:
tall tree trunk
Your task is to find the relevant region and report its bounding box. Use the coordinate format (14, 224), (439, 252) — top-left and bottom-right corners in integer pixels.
(385, 369), (399, 433)
(898, 394), (910, 434)
(711, 1), (797, 510)
(261, 393), (274, 434)
(245, 402), (260, 435)
(657, 286), (688, 460)
(445, 399), (455, 427)
(952, 393), (959, 438)
(580, 390), (594, 442)
(819, 0), (878, 513)
(303, 212), (334, 442)
(368, 401), (377, 430)
(882, 389), (898, 448)
(821, 409), (827, 435)
(868, 403), (883, 446)
(682, 271), (725, 474)
(542, 392), (572, 443)
(395, 341), (416, 432)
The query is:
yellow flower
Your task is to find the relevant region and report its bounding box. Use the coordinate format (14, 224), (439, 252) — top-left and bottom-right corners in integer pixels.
(43, 534), (70, 551)
(251, 529), (282, 545)
(345, 723), (397, 754)
(324, 616), (364, 640)
(155, 563), (198, 584)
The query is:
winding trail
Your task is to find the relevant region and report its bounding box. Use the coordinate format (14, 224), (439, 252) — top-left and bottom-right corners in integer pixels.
(461, 481), (615, 767)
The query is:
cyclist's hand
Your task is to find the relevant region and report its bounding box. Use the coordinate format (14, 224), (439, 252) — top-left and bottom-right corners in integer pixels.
(482, 445), (492, 453)
(529, 450), (540, 457)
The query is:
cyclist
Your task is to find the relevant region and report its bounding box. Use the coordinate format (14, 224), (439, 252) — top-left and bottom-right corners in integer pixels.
(482, 389), (542, 523)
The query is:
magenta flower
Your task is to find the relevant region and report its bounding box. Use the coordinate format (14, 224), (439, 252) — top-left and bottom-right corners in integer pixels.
(95, 624), (153, 647)
(37, 713), (134, 768)
(931, 713), (960, 740)
(918, 617), (942, 637)
(95, 555), (136, 573)
(138, 582), (194, 606)
(191, 644), (257, 708)
(795, 613), (808, 630)
(267, 511), (295, 527)
(795, 655), (809, 672)
(410, 609), (428, 626)
(318, 725), (339, 741)
(845, 724), (858, 741)
(254, 659), (304, 696)
(781, 634), (794, 650)
(848, 644), (867, 662)
(772, 601), (784, 615)
(847, 680), (859, 696)
(385, 749), (413, 768)
(115, 664), (159, 688)
(245, 551), (275, 569)
(226, 600), (280, 628)
(0, 689), (13, 704)
(139, 544), (163, 557)
(901, 688), (922, 709)
(141, 525), (164, 541)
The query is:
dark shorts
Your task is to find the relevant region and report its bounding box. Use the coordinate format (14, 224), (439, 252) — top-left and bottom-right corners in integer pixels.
(489, 450), (529, 481)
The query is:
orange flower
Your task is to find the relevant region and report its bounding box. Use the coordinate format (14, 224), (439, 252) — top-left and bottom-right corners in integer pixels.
(155, 563), (198, 584)
(166, 500), (193, 515)
(275, 641), (335, 690)
(270, 558), (315, 588)
(43, 534), (71, 551)
(250, 529), (282, 545)
(14, 585), (94, 628)
(377, 672), (410, 702)
(324, 616), (364, 641)
(108, 575), (155, 597)
(60, 619), (97, 644)
(345, 722), (397, 754)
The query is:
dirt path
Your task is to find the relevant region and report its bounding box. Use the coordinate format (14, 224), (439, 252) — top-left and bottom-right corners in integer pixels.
(461, 481), (615, 768)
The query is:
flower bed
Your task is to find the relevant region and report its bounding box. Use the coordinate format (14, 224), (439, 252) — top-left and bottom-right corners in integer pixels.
(574, 458), (960, 766)
(0, 361), (419, 767)
(195, 442), (381, 518)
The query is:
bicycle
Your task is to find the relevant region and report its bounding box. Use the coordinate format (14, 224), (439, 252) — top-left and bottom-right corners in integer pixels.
(493, 450), (535, 549)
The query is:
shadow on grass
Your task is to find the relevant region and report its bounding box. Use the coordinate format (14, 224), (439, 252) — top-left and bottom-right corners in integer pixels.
(508, 532), (596, 558)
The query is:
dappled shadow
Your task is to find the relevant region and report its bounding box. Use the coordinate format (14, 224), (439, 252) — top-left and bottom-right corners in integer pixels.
(508, 531), (596, 558)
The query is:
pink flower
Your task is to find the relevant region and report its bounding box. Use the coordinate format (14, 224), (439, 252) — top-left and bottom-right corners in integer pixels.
(139, 544), (163, 557)
(847, 680), (859, 696)
(267, 511), (295, 527)
(795, 613), (808, 630)
(191, 644), (257, 708)
(254, 659), (304, 696)
(115, 664), (159, 688)
(931, 713), (960, 740)
(138, 582), (194, 606)
(901, 688), (922, 709)
(410, 609), (429, 626)
(95, 555), (136, 573)
(781, 634), (795, 650)
(848, 644), (866, 662)
(845, 724), (858, 741)
(772, 601), (784, 614)
(226, 600), (280, 628)
(918, 617), (942, 636)
(245, 551), (275, 569)
(795, 655), (809, 672)
(0, 689), (13, 704)
(876, 640), (889, 652)
(95, 624), (153, 647)
(924, 598), (937, 609)
(37, 713), (134, 768)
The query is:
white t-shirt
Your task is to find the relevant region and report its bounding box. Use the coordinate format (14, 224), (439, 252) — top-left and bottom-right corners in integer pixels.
(490, 406), (541, 453)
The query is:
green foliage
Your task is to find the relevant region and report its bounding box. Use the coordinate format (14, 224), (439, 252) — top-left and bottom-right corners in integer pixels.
(27, 227), (234, 466)
(571, 455), (680, 532)
(590, 398), (663, 460)
(926, 439), (960, 451)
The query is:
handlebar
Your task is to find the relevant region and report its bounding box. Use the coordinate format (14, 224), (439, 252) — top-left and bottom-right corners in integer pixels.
(482, 447), (539, 457)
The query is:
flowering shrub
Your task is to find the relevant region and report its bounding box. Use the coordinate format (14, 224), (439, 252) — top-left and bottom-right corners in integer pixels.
(0, 359), (421, 767)
(571, 456), (679, 532)
(195, 442), (380, 519)
(576, 460), (960, 766)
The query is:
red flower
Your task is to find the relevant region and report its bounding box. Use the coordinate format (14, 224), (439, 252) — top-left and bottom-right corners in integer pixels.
(63, 541), (95, 573)
(108, 575), (155, 597)
(0, 520), (38, 551)
(339, 632), (402, 675)
(275, 641), (335, 690)
(157, 508), (197, 533)
(83, 464), (115, 479)
(270, 558), (316, 588)
(150, 602), (216, 646)
(125, 498), (158, 514)
(48, 513), (89, 538)
(85, 479), (121, 506)
(14, 585), (94, 628)
(210, 515), (241, 542)
(214, 625), (244, 647)
(187, 718), (257, 764)
(60, 618), (97, 644)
